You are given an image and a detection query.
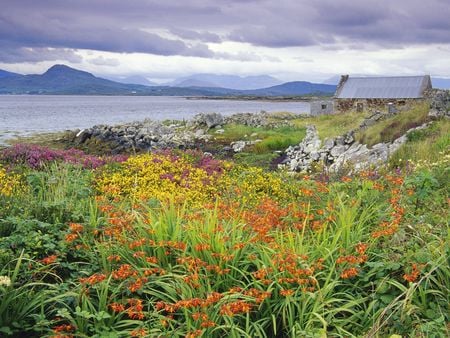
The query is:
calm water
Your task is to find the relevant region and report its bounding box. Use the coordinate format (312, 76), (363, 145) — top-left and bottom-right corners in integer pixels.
(0, 95), (310, 144)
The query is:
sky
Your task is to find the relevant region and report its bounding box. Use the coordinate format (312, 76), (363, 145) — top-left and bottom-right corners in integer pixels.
(1, 0), (449, 83)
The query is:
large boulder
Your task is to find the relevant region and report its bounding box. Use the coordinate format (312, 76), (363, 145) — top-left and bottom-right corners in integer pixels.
(189, 113), (224, 129)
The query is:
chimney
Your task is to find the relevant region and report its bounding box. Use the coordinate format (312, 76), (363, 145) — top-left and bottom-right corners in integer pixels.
(335, 74), (349, 98)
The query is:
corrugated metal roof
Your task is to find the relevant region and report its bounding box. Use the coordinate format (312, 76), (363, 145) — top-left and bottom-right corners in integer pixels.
(336, 76), (430, 99)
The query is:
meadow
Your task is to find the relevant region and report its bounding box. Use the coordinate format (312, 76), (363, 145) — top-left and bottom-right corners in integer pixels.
(0, 138), (448, 337)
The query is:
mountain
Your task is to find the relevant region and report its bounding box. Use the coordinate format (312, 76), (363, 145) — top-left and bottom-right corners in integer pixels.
(175, 78), (218, 88)
(169, 74), (282, 90)
(113, 75), (158, 86)
(0, 65), (220, 95)
(0, 64), (335, 96)
(431, 77), (450, 89)
(0, 69), (21, 79)
(246, 81), (336, 96)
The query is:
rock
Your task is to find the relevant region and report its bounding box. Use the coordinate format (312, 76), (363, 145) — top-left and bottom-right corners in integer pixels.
(76, 129), (92, 144)
(323, 138), (335, 150)
(195, 129), (205, 137)
(190, 113), (224, 129)
(429, 89), (450, 118)
(222, 146), (232, 152)
(279, 125), (321, 172)
(310, 151), (320, 161)
(344, 132), (355, 144)
(281, 119), (432, 173)
(330, 145), (347, 157)
(231, 141), (247, 153)
(215, 129), (225, 134)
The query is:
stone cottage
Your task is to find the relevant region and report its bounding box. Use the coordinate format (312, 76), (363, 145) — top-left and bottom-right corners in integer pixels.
(334, 75), (432, 113)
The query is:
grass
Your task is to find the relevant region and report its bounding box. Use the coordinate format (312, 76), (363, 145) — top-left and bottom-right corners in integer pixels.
(389, 118), (450, 168)
(211, 124), (306, 148)
(210, 123), (306, 168)
(233, 152), (279, 168)
(292, 111), (366, 140)
(356, 102), (430, 146)
(6, 132), (70, 149)
(0, 144), (448, 337)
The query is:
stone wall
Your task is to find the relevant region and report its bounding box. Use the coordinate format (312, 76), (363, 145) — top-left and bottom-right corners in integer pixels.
(75, 119), (211, 153)
(429, 89), (450, 118)
(334, 98), (424, 114)
(310, 100), (335, 116)
(280, 108), (434, 173)
(280, 122), (431, 173)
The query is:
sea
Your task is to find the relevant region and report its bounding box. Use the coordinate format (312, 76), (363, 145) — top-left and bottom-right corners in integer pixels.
(0, 95), (310, 145)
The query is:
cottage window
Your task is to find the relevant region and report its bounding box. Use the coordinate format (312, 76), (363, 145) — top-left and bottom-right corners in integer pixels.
(321, 104), (327, 110)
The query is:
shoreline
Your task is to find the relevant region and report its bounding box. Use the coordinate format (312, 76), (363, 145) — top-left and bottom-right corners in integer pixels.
(185, 95), (326, 102)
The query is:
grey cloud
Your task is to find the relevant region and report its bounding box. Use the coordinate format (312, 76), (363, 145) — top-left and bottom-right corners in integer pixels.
(229, 25), (322, 47)
(170, 28), (222, 43)
(0, 13), (215, 57)
(0, 47), (82, 64)
(0, 0), (449, 56)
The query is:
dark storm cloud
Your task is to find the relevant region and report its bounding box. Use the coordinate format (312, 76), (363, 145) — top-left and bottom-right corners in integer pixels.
(1, 0), (449, 61)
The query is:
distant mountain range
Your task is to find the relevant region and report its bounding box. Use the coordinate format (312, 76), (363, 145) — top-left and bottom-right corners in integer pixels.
(0, 65), (336, 96)
(166, 74), (282, 90)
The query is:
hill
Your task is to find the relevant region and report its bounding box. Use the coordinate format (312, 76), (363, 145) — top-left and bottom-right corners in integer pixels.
(0, 69), (21, 79)
(168, 74), (282, 90)
(0, 64), (336, 96)
(0, 65), (223, 95)
(111, 75), (158, 86)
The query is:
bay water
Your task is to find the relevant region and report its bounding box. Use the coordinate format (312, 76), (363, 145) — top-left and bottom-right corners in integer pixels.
(0, 95), (310, 144)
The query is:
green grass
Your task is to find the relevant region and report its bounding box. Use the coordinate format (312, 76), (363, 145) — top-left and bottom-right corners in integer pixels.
(292, 111), (366, 140)
(233, 152), (279, 168)
(356, 102), (430, 146)
(211, 124), (305, 146)
(0, 149), (448, 336)
(209, 123), (306, 168)
(390, 119), (450, 168)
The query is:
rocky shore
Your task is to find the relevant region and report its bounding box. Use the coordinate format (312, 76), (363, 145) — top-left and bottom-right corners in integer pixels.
(68, 91), (448, 172)
(72, 111), (294, 154)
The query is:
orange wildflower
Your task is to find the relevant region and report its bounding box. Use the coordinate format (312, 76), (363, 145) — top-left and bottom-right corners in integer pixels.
(220, 301), (252, 316)
(69, 223), (84, 233)
(130, 328), (147, 337)
(80, 273), (107, 285)
(128, 277), (148, 292)
(186, 330), (203, 338)
(403, 263), (422, 283)
(355, 242), (368, 255)
(192, 312), (208, 321)
(127, 298), (145, 320)
(65, 233), (78, 243)
(112, 264), (137, 280)
(280, 288), (295, 297)
(109, 302), (125, 313)
(107, 254), (121, 262)
(340, 267), (359, 279)
(201, 320), (216, 328)
(40, 254), (58, 265)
